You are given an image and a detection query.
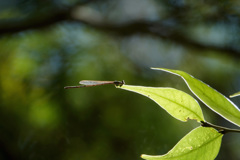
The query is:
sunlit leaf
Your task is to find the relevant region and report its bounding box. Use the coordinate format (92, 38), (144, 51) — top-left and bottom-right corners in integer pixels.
(230, 91), (240, 98)
(117, 85), (204, 122)
(141, 127), (223, 160)
(153, 68), (240, 127)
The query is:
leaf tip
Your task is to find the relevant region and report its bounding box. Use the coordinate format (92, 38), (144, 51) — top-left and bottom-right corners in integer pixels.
(151, 67), (168, 71)
(150, 67), (158, 70)
(115, 85), (123, 89)
(141, 154), (147, 159)
(229, 91), (240, 98)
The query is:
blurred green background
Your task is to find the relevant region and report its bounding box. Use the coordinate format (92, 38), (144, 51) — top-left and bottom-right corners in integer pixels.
(0, 0), (240, 160)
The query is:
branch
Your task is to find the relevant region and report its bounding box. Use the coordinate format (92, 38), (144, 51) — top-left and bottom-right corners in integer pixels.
(201, 121), (240, 134)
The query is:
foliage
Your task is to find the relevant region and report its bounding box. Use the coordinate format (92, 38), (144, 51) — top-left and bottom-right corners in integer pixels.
(117, 68), (240, 160)
(141, 127), (222, 160)
(119, 85), (204, 122)
(152, 68), (240, 127)
(1, 0), (240, 159)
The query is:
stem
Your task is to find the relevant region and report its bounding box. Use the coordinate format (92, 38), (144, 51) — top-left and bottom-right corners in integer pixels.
(201, 121), (240, 134)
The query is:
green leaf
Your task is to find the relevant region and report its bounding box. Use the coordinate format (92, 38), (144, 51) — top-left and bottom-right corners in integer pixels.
(230, 91), (240, 98)
(141, 127), (223, 160)
(117, 85), (204, 122)
(153, 68), (240, 127)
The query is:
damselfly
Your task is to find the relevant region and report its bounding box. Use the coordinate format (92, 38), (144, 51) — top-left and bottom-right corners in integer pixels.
(64, 80), (125, 89)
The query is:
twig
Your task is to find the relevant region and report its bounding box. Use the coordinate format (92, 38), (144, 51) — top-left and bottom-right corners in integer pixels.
(201, 121), (240, 134)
